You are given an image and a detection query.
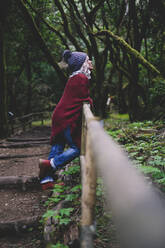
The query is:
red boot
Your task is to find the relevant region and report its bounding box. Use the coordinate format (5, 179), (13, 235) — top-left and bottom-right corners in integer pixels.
(39, 159), (52, 179)
(40, 176), (55, 190)
(42, 182), (54, 190)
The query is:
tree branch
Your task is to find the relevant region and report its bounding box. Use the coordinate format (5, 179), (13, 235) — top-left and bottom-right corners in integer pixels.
(88, 0), (106, 24)
(24, 0), (69, 48)
(95, 30), (160, 75)
(67, 1), (92, 55)
(17, 0), (66, 82)
(54, 0), (82, 51)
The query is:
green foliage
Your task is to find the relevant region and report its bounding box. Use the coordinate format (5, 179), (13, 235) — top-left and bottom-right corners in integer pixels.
(32, 119), (51, 127)
(150, 78), (165, 103)
(50, 243), (68, 248)
(45, 207), (74, 226)
(156, 178), (165, 185)
(59, 208), (74, 217)
(106, 116), (165, 190)
(44, 184), (67, 206)
(71, 184), (82, 192)
(42, 210), (56, 219)
(61, 165), (80, 176)
(41, 162), (82, 247)
(42, 163), (81, 216)
(65, 193), (79, 201)
(139, 166), (163, 179)
(42, 193), (75, 225)
(148, 156), (165, 167)
(96, 178), (104, 197)
(110, 113), (129, 120)
(147, 77), (165, 119)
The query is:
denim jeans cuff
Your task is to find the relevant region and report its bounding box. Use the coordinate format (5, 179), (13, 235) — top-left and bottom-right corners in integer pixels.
(50, 158), (57, 170)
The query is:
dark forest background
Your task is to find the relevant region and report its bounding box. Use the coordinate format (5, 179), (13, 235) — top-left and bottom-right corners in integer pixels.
(0, 0), (165, 138)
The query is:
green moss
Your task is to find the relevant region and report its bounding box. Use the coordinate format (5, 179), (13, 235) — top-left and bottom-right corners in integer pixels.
(109, 113), (129, 120)
(32, 119), (51, 126)
(95, 30), (160, 75)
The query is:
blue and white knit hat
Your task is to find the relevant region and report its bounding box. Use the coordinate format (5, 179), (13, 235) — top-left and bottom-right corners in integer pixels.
(62, 50), (87, 73)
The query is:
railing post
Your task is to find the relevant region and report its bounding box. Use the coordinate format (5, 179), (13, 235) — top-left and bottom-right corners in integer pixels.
(80, 104), (86, 156)
(80, 103), (97, 248)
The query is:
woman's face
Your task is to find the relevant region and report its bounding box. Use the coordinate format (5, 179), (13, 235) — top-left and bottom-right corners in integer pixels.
(87, 58), (93, 70)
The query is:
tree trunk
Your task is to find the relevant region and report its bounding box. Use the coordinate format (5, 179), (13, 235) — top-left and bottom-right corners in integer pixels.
(17, 0), (67, 83)
(0, 23), (9, 138)
(100, 86), (110, 119)
(118, 72), (127, 114)
(94, 59), (106, 118)
(0, 0), (12, 138)
(8, 64), (25, 115)
(128, 59), (140, 121)
(25, 48), (32, 114)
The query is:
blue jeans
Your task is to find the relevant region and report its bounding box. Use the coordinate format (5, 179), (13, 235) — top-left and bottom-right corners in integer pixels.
(48, 126), (80, 170)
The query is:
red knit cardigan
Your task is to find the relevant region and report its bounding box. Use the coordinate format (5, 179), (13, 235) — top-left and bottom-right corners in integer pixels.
(50, 73), (92, 148)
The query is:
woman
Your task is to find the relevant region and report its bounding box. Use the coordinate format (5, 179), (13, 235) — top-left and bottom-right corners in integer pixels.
(39, 50), (93, 189)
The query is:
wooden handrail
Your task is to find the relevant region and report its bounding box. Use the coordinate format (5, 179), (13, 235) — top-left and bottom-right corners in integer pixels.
(8, 111), (51, 134)
(80, 103), (165, 248)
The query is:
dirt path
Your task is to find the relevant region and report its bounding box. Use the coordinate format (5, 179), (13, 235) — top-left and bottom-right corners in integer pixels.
(0, 126), (52, 248)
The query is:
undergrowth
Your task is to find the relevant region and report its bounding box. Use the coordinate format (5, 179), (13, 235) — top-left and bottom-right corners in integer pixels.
(41, 159), (81, 248)
(106, 114), (165, 191)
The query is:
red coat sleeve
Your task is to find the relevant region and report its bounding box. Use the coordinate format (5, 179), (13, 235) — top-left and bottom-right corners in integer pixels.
(76, 74), (93, 106)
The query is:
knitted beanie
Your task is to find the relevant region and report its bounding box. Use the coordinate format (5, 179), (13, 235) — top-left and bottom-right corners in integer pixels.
(63, 50), (87, 73)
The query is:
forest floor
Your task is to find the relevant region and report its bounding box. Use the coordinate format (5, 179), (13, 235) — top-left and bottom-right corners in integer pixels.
(0, 126), (51, 248)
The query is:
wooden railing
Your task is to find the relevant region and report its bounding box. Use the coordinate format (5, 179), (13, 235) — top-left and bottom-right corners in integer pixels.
(8, 111), (51, 134)
(80, 103), (165, 248)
